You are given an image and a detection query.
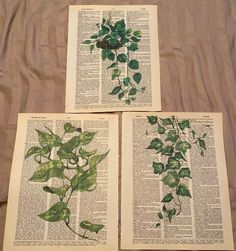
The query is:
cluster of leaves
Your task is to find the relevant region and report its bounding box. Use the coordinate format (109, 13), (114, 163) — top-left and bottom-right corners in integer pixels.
(82, 17), (145, 105)
(25, 123), (108, 241)
(146, 116), (208, 226)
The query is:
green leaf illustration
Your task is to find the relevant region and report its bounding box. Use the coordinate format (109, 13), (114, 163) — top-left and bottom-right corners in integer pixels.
(167, 208), (176, 222)
(173, 152), (186, 161)
(82, 40), (92, 44)
(178, 168), (192, 179)
(162, 171), (180, 188)
(131, 36), (140, 42)
(25, 146), (50, 159)
(133, 30), (142, 37)
(128, 59), (139, 70)
(123, 76), (130, 86)
(166, 130), (179, 142)
(39, 202), (70, 222)
(166, 157), (180, 170)
(117, 53), (127, 62)
(176, 184), (192, 198)
(80, 221), (104, 234)
(128, 43), (138, 51)
(147, 116), (157, 125)
(118, 92), (125, 99)
(129, 88), (137, 95)
(107, 62), (117, 70)
(199, 139), (206, 150)
(79, 131), (96, 146)
(152, 162), (164, 175)
(29, 160), (64, 182)
(112, 68), (121, 80)
(157, 212), (163, 219)
(133, 72), (142, 84)
(43, 185), (69, 198)
(89, 151), (109, 168)
(157, 124), (165, 134)
(109, 86), (121, 95)
(36, 129), (61, 147)
(161, 118), (172, 126)
(64, 123), (77, 133)
(147, 138), (163, 151)
(79, 147), (97, 158)
(161, 146), (174, 156)
(178, 120), (190, 130)
(175, 141), (191, 155)
(161, 193), (174, 203)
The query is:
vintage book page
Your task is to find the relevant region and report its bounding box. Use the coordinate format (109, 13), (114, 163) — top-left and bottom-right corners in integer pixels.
(121, 112), (234, 250)
(3, 113), (118, 251)
(66, 5), (161, 112)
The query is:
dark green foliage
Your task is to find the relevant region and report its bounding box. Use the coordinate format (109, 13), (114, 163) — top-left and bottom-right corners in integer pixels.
(25, 123), (107, 240)
(82, 17), (145, 104)
(147, 116), (208, 227)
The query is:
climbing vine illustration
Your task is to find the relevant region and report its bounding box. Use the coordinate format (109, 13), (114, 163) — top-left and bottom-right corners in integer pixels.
(25, 123), (109, 241)
(82, 17), (145, 105)
(146, 116), (209, 227)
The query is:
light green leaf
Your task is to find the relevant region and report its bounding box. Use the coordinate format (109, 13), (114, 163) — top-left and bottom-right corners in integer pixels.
(176, 184), (192, 198)
(29, 160), (64, 182)
(64, 122), (77, 133)
(89, 151), (109, 168)
(112, 68), (121, 80)
(152, 162), (164, 175)
(133, 72), (142, 84)
(178, 168), (192, 179)
(165, 130), (179, 142)
(147, 116), (157, 125)
(79, 221), (104, 234)
(147, 138), (163, 151)
(109, 86), (121, 95)
(25, 146), (42, 159)
(117, 53), (127, 62)
(175, 141), (191, 155)
(128, 59), (139, 70)
(43, 185), (70, 197)
(161, 171), (180, 188)
(166, 157), (180, 170)
(161, 193), (174, 203)
(133, 30), (142, 37)
(79, 147), (97, 158)
(36, 129), (61, 147)
(79, 131), (96, 145)
(178, 120), (190, 130)
(39, 202), (70, 222)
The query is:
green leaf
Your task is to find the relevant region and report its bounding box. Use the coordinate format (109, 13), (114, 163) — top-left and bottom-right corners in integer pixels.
(107, 52), (115, 61)
(175, 141), (191, 155)
(128, 43), (138, 51)
(90, 34), (99, 39)
(57, 148), (76, 159)
(117, 53), (127, 62)
(79, 221), (104, 234)
(118, 92), (125, 100)
(109, 86), (121, 95)
(178, 168), (192, 179)
(90, 44), (95, 53)
(157, 212), (163, 220)
(121, 37), (129, 44)
(190, 130), (196, 139)
(82, 40), (92, 44)
(57, 136), (80, 159)
(89, 151), (109, 168)
(126, 28), (132, 35)
(161, 146), (174, 156)
(71, 167), (97, 192)
(133, 72), (142, 84)
(107, 62), (117, 70)
(199, 139), (206, 150)
(133, 30), (142, 37)
(128, 59), (139, 70)
(167, 208), (176, 222)
(173, 152), (186, 161)
(129, 88), (137, 95)
(39, 202), (70, 222)
(36, 129), (61, 147)
(161, 171), (180, 188)
(123, 77), (130, 86)
(79, 147), (97, 158)
(161, 193), (174, 203)
(111, 31), (118, 37)
(125, 99), (131, 105)
(79, 131), (96, 145)
(112, 68), (121, 80)
(147, 116), (157, 125)
(165, 130), (179, 142)
(64, 122), (77, 133)
(176, 184), (192, 198)
(114, 19), (125, 29)
(131, 36), (140, 42)
(43, 185), (69, 197)
(202, 133), (207, 138)
(101, 49), (111, 60)
(147, 138), (163, 151)
(157, 124), (165, 134)
(29, 160), (64, 182)
(25, 146), (43, 159)
(152, 162), (164, 175)
(178, 120), (190, 130)
(161, 118), (172, 126)
(166, 157), (180, 170)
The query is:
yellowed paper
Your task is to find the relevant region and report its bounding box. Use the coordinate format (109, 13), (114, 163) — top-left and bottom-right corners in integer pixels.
(66, 5), (161, 112)
(3, 113), (118, 251)
(121, 112), (234, 250)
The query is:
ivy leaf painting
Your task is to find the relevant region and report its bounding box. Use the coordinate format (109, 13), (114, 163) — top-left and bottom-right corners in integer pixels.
(64, 122), (77, 133)
(147, 138), (163, 151)
(166, 157), (180, 170)
(178, 168), (192, 179)
(176, 184), (192, 198)
(39, 202), (70, 222)
(80, 221), (104, 234)
(152, 162), (164, 175)
(178, 120), (190, 130)
(161, 171), (180, 188)
(147, 116), (157, 125)
(43, 185), (70, 198)
(165, 130), (178, 142)
(175, 141), (191, 155)
(161, 193), (174, 203)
